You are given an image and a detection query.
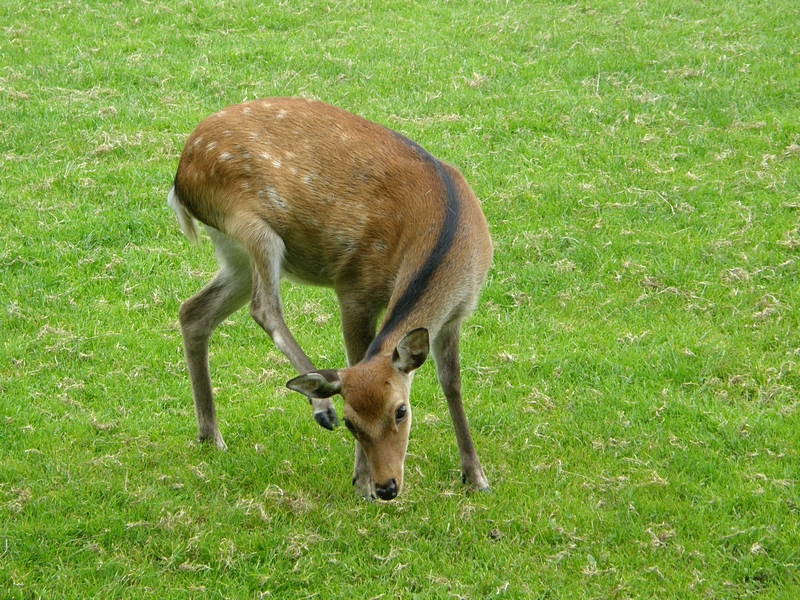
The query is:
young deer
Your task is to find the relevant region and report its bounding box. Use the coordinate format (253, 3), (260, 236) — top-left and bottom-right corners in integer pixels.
(169, 98), (492, 500)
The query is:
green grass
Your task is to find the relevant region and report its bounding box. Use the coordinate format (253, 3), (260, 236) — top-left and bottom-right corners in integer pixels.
(2, 0), (799, 597)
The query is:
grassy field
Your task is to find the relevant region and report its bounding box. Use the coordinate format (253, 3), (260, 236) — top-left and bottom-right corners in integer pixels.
(2, 0), (799, 597)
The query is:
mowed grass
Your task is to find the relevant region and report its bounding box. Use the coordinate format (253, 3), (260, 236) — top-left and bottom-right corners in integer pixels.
(2, 0), (799, 597)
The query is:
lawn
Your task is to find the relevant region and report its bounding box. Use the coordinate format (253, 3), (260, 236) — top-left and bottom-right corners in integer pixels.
(1, 0), (799, 597)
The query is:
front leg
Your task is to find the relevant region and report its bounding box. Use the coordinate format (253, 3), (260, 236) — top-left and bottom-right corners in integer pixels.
(432, 321), (490, 492)
(336, 290), (381, 498)
(353, 442), (375, 500)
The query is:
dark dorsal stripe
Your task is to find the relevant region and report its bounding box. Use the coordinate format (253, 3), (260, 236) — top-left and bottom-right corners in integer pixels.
(365, 133), (461, 359)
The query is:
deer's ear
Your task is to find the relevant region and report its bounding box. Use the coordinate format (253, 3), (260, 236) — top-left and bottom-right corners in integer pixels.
(286, 370), (341, 398)
(392, 328), (430, 374)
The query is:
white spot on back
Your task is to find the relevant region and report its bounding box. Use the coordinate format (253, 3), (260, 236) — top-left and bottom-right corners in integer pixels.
(262, 185), (287, 210)
(272, 160), (282, 168)
(242, 107), (251, 115)
(219, 152), (232, 162)
(277, 109), (286, 119)
(192, 136), (203, 148)
(303, 172), (316, 186)
(206, 141), (218, 151)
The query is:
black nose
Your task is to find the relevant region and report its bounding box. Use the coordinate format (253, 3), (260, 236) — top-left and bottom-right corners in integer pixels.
(375, 478), (398, 501)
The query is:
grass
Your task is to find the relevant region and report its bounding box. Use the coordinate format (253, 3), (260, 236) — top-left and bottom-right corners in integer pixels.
(1, 0), (799, 597)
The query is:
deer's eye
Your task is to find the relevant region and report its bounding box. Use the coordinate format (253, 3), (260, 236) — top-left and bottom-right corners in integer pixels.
(395, 404), (407, 423)
(344, 419), (357, 435)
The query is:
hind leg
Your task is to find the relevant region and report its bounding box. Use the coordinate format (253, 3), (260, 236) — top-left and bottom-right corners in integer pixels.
(179, 228), (252, 450)
(245, 227), (341, 429)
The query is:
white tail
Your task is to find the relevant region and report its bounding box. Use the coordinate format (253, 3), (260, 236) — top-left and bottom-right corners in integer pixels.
(167, 185), (200, 245)
(170, 98), (492, 500)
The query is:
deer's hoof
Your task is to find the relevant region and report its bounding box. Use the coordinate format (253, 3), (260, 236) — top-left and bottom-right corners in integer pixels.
(199, 431), (227, 451)
(353, 475), (375, 501)
(314, 406), (338, 430)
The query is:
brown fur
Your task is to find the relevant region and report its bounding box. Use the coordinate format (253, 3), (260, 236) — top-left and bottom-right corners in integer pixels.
(170, 98), (492, 500)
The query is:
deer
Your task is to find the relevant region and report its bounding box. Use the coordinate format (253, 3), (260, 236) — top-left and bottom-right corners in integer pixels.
(168, 97), (492, 501)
